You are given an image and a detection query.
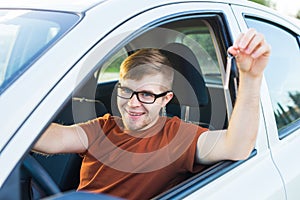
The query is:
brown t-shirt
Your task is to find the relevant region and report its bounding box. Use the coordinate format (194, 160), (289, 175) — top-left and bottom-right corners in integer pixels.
(77, 114), (208, 200)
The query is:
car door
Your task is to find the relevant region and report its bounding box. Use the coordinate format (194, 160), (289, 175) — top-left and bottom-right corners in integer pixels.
(232, 3), (300, 200)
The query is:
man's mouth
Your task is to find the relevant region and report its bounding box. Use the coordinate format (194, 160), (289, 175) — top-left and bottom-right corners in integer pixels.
(129, 112), (141, 116)
(126, 110), (145, 117)
(128, 112), (144, 116)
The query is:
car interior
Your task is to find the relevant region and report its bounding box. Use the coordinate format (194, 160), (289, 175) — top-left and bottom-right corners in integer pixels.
(20, 15), (242, 199)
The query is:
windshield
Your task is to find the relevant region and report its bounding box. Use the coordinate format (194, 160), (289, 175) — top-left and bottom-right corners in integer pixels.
(0, 10), (79, 94)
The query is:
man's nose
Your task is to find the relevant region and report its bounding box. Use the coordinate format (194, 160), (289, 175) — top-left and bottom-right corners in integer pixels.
(128, 93), (142, 106)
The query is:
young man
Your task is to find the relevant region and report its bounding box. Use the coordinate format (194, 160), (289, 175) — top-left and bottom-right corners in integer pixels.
(34, 28), (271, 199)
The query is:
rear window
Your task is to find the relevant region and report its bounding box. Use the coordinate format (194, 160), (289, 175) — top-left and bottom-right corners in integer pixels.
(0, 9), (79, 94)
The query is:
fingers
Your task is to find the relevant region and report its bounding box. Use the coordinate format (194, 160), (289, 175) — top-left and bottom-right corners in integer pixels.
(231, 28), (270, 58)
(237, 28), (257, 50)
(227, 46), (239, 57)
(252, 42), (271, 58)
(228, 28), (271, 77)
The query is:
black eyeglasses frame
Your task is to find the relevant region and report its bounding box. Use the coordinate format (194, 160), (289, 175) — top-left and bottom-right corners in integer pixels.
(116, 83), (172, 104)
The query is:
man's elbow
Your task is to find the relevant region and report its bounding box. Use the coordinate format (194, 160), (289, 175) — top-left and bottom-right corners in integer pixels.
(230, 148), (254, 161)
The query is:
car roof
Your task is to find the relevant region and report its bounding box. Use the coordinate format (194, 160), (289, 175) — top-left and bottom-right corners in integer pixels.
(0, 0), (107, 13)
(0, 0), (255, 13)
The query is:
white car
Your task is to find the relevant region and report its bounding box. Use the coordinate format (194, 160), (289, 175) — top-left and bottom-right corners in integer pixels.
(0, 0), (300, 199)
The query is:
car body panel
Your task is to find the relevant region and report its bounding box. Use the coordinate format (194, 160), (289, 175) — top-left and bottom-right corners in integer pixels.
(185, 153), (285, 199)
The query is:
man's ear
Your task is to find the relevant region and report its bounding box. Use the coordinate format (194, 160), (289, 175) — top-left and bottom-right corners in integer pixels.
(162, 92), (173, 106)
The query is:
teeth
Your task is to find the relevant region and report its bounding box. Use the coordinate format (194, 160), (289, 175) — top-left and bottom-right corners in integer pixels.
(129, 112), (142, 116)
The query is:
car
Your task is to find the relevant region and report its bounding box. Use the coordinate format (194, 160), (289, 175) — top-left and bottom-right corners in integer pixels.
(0, 0), (300, 199)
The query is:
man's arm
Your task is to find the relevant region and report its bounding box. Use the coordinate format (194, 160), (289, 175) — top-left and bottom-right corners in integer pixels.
(33, 123), (88, 154)
(196, 28), (271, 164)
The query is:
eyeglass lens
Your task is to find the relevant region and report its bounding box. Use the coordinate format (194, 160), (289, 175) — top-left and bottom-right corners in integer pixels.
(117, 87), (156, 103)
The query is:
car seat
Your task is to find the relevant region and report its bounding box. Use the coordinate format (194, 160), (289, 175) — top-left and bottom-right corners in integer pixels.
(161, 43), (211, 128)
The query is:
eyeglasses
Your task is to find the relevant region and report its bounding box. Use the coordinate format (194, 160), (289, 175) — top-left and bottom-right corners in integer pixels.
(117, 83), (172, 104)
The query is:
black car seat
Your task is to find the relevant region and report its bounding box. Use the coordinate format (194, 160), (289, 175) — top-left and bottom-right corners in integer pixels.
(161, 43), (211, 128)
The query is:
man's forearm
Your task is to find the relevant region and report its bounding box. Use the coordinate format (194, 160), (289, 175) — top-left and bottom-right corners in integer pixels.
(32, 123), (65, 154)
(33, 123), (88, 154)
(226, 72), (263, 159)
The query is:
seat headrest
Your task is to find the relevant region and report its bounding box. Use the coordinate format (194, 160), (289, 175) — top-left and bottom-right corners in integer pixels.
(161, 43), (209, 107)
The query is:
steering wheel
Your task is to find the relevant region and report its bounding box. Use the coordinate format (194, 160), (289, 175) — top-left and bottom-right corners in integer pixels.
(23, 154), (61, 196)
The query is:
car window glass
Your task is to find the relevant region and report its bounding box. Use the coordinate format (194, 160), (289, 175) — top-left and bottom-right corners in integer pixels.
(0, 10), (79, 94)
(245, 17), (300, 137)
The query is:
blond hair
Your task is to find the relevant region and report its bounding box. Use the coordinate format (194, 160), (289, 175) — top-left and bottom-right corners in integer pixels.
(119, 49), (174, 89)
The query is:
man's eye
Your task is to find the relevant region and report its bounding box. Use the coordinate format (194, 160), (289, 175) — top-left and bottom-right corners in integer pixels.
(121, 87), (132, 94)
(140, 92), (154, 98)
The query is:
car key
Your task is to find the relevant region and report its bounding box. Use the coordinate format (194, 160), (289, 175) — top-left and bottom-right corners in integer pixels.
(224, 52), (234, 90)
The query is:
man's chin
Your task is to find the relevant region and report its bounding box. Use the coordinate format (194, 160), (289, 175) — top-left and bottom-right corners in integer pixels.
(123, 119), (144, 131)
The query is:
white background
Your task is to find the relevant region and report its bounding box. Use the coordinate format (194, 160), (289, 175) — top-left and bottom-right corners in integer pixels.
(272, 0), (300, 17)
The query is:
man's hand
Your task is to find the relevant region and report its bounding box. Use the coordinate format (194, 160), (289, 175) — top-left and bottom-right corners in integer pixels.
(228, 28), (271, 78)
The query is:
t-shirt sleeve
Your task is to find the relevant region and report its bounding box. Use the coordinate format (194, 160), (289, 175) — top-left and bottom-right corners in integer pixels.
(78, 114), (111, 150)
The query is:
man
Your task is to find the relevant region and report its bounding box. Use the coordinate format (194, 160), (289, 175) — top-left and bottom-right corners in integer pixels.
(34, 28), (271, 199)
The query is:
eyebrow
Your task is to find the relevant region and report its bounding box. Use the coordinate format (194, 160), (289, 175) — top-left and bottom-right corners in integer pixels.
(119, 85), (158, 94)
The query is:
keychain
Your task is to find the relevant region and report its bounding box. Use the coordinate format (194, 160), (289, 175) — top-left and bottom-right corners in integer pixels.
(224, 52), (235, 90)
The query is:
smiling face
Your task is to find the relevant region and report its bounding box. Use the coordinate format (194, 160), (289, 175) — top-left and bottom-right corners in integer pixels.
(117, 48), (174, 131)
(117, 74), (173, 131)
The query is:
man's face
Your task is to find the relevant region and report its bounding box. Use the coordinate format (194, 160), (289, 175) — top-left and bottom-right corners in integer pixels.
(117, 74), (173, 132)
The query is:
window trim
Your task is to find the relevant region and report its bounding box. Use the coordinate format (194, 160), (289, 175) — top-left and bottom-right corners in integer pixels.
(279, 119), (300, 140)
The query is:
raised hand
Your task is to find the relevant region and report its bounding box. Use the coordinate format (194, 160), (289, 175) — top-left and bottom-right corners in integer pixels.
(228, 28), (271, 78)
